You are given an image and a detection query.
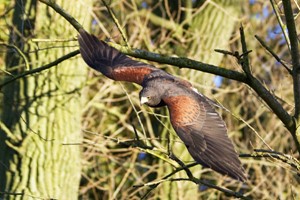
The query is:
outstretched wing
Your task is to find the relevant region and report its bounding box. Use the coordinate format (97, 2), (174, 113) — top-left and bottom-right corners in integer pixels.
(164, 91), (246, 181)
(78, 29), (160, 85)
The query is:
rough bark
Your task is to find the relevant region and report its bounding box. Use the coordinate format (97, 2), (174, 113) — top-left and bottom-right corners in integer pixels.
(0, 0), (90, 199)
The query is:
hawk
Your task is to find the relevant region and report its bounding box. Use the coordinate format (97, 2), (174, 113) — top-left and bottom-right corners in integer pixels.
(78, 30), (246, 181)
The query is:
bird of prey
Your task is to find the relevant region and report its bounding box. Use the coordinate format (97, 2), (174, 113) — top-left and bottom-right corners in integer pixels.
(78, 29), (246, 182)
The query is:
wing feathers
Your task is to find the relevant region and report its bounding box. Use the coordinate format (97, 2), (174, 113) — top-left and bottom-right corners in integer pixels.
(78, 30), (157, 84)
(78, 30), (246, 181)
(165, 92), (246, 181)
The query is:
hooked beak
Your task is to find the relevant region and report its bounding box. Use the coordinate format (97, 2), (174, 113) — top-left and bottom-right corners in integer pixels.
(140, 96), (148, 105)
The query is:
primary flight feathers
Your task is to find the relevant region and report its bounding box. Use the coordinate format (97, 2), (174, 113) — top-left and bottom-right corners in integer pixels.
(78, 29), (247, 182)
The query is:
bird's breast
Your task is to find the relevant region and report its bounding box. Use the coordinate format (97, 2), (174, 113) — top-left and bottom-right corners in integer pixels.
(163, 95), (200, 127)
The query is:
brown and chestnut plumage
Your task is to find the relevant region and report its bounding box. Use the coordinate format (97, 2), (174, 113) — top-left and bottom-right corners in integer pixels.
(78, 30), (247, 182)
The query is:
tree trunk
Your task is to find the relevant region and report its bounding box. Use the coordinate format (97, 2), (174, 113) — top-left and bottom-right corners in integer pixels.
(0, 0), (90, 199)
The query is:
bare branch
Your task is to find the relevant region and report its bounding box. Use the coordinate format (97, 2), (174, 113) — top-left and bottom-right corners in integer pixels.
(108, 42), (248, 82)
(239, 26), (252, 75)
(135, 173), (250, 200)
(0, 50), (80, 89)
(101, 0), (130, 47)
(270, 0), (291, 50)
(237, 26), (299, 153)
(282, 0), (300, 118)
(255, 35), (292, 75)
(240, 149), (300, 172)
(0, 42), (30, 70)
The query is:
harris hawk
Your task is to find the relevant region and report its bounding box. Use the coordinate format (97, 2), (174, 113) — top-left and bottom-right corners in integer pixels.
(78, 30), (247, 182)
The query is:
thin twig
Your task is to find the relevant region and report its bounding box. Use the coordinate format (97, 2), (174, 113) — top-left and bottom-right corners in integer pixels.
(215, 49), (240, 58)
(168, 151), (194, 178)
(135, 174), (249, 200)
(255, 35), (292, 75)
(120, 84), (149, 145)
(270, 0), (291, 51)
(132, 124), (140, 141)
(215, 49), (253, 63)
(282, 0), (300, 118)
(240, 149), (300, 171)
(0, 42), (30, 70)
(0, 50), (80, 89)
(101, 0), (130, 47)
(99, 131), (178, 166)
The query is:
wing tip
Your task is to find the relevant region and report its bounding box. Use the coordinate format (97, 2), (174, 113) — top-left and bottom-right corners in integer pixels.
(210, 163), (247, 182)
(78, 29), (107, 70)
(217, 157), (247, 182)
(78, 29), (90, 46)
(229, 167), (247, 182)
(78, 29), (93, 66)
